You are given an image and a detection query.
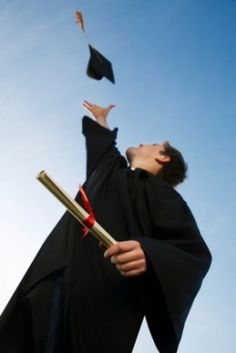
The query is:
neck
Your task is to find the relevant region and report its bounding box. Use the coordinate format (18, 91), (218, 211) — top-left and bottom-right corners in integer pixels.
(130, 160), (161, 176)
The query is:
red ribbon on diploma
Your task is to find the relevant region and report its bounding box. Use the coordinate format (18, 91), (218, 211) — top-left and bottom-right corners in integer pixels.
(79, 185), (95, 237)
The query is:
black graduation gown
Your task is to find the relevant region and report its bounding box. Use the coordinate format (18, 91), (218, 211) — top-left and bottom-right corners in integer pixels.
(0, 116), (212, 353)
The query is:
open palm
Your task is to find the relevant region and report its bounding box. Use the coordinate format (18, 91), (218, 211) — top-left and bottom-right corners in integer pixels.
(83, 100), (115, 120)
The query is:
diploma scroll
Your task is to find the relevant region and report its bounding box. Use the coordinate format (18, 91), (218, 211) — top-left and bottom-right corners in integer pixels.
(37, 171), (117, 248)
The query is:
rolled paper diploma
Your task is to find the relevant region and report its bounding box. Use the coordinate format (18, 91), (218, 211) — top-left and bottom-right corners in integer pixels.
(37, 171), (116, 248)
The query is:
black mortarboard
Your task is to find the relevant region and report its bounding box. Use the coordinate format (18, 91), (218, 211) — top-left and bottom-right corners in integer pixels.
(87, 45), (115, 84)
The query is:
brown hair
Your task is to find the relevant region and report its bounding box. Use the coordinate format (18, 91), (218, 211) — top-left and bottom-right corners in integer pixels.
(158, 142), (188, 187)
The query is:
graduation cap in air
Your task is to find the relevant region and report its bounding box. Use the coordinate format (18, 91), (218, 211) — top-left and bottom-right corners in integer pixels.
(75, 11), (115, 84)
(87, 45), (115, 83)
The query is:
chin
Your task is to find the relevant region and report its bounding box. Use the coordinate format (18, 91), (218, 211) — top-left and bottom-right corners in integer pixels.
(126, 147), (135, 163)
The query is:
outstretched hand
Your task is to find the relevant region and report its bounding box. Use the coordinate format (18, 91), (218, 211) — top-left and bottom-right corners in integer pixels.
(104, 240), (147, 278)
(83, 100), (116, 128)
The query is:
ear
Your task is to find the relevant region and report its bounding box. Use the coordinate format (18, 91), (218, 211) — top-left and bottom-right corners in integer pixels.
(155, 155), (170, 164)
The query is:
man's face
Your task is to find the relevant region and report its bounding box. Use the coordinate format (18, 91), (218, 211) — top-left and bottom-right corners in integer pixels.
(126, 142), (168, 164)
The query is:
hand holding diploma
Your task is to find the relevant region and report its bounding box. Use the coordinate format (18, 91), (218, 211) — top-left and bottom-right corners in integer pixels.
(37, 171), (147, 278)
(104, 240), (147, 278)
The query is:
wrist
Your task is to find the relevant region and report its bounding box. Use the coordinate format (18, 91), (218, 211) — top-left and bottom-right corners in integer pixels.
(95, 117), (109, 129)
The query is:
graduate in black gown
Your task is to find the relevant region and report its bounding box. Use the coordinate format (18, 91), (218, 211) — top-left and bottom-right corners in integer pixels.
(0, 101), (211, 353)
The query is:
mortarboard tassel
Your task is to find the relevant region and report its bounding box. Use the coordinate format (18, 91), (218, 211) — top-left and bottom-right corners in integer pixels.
(75, 11), (86, 33)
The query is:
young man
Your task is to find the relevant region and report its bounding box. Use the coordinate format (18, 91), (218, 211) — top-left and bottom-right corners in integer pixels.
(83, 101), (188, 279)
(0, 101), (211, 353)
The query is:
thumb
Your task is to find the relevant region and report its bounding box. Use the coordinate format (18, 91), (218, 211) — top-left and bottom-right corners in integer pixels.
(106, 104), (116, 113)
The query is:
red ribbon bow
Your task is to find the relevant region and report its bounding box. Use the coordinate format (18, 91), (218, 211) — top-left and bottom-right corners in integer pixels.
(79, 185), (95, 237)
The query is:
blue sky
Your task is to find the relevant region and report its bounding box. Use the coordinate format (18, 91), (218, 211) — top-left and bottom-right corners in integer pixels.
(0, 0), (236, 352)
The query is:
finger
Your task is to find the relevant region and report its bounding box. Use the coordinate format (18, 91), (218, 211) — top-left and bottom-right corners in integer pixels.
(83, 103), (96, 116)
(114, 240), (140, 253)
(111, 251), (146, 266)
(104, 243), (122, 258)
(83, 102), (94, 110)
(106, 104), (116, 112)
(82, 103), (92, 112)
(114, 250), (143, 264)
(83, 100), (93, 107)
(104, 241), (142, 258)
(116, 259), (146, 272)
(110, 256), (117, 264)
(83, 101), (96, 113)
(120, 269), (146, 278)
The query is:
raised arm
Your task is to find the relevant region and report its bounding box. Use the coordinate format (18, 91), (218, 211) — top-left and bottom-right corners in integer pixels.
(82, 101), (126, 179)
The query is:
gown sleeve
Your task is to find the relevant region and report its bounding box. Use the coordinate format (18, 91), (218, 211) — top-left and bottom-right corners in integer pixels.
(137, 176), (212, 351)
(82, 116), (127, 179)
